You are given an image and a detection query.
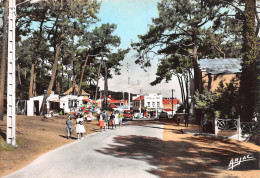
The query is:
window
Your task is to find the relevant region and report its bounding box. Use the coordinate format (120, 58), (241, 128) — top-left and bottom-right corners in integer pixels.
(148, 102), (150, 107)
(157, 102), (160, 107)
(152, 102), (155, 107)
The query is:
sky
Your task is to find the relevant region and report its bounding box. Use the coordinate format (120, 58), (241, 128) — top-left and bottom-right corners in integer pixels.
(96, 0), (182, 100)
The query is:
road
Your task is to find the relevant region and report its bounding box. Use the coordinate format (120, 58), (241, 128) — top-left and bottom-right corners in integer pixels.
(5, 121), (164, 178)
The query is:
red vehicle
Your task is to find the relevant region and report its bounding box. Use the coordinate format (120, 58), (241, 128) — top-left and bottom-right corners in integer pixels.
(123, 110), (134, 120)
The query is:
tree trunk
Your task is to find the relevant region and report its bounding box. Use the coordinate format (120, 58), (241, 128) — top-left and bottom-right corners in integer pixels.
(32, 73), (36, 96)
(72, 51), (76, 95)
(94, 59), (103, 103)
(239, 0), (257, 122)
(104, 63), (108, 108)
(29, 19), (45, 98)
(192, 29), (203, 124)
(78, 54), (89, 95)
(0, 0), (9, 120)
(47, 28), (63, 96)
(56, 72), (60, 94)
(17, 63), (22, 85)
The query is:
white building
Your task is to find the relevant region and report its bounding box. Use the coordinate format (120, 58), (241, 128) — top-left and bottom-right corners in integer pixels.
(144, 93), (163, 109)
(132, 93), (163, 117)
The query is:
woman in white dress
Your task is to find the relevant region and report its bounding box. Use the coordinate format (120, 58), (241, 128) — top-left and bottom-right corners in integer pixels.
(75, 113), (86, 140)
(114, 111), (119, 129)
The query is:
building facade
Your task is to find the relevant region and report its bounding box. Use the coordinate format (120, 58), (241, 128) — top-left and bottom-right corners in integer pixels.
(144, 93), (163, 109)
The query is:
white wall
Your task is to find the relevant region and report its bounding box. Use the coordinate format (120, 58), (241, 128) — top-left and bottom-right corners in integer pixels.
(144, 93), (163, 109)
(27, 95), (44, 116)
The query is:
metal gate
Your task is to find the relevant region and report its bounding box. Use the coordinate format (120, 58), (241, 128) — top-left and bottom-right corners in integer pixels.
(215, 117), (260, 141)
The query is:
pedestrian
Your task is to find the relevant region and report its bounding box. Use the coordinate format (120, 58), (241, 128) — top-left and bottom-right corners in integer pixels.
(66, 115), (73, 139)
(99, 114), (105, 131)
(75, 113), (86, 140)
(119, 112), (123, 128)
(97, 113), (100, 122)
(114, 111), (119, 129)
(104, 110), (109, 130)
(184, 114), (189, 127)
(110, 112), (115, 129)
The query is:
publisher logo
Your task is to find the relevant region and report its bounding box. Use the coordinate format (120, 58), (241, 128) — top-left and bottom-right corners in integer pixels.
(227, 154), (257, 170)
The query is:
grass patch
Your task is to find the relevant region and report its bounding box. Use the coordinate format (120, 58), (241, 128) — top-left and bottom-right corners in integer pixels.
(0, 136), (24, 151)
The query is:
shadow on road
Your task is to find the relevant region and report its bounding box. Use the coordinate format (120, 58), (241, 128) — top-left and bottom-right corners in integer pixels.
(59, 135), (77, 140)
(96, 134), (259, 177)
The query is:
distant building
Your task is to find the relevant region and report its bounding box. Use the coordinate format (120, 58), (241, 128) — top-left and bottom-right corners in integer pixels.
(144, 93), (163, 109)
(101, 95), (128, 109)
(132, 95), (144, 112)
(162, 98), (180, 115)
(132, 93), (163, 117)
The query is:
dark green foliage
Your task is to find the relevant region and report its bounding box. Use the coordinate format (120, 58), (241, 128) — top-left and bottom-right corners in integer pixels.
(194, 90), (218, 119)
(215, 79), (239, 119)
(7, 0), (129, 99)
(195, 79), (239, 119)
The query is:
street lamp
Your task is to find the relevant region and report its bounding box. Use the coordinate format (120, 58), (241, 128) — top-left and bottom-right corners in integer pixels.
(94, 54), (108, 109)
(6, 0), (44, 146)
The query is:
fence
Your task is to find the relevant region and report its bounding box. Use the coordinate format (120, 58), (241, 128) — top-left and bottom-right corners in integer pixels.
(215, 117), (260, 141)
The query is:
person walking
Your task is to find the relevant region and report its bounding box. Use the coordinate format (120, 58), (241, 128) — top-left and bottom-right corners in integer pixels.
(66, 115), (73, 139)
(99, 114), (105, 131)
(184, 114), (189, 127)
(104, 110), (109, 130)
(119, 112), (123, 128)
(110, 112), (115, 129)
(75, 113), (86, 140)
(114, 111), (119, 129)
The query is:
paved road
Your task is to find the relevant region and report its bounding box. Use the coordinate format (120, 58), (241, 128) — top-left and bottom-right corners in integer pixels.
(5, 121), (164, 178)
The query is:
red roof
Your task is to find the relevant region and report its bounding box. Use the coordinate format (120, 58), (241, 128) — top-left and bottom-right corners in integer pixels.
(107, 100), (127, 104)
(134, 96), (144, 101)
(101, 95), (115, 100)
(109, 104), (117, 108)
(162, 99), (179, 105)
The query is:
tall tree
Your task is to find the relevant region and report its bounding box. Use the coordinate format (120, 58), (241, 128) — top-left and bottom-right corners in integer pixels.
(44, 0), (100, 96)
(80, 23), (129, 101)
(239, 0), (258, 121)
(132, 0), (225, 123)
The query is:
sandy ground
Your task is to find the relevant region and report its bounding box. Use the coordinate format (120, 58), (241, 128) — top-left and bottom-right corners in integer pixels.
(162, 122), (260, 177)
(0, 114), (100, 177)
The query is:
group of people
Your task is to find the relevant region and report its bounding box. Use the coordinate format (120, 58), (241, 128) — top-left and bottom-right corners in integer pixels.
(65, 110), (124, 140)
(66, 113), (86, 140)
(98, 110), (123, 131)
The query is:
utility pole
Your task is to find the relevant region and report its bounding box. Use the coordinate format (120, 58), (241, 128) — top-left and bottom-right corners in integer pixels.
(7, 0), (16, 146)
(137, 80), (141, 114)
(104, 61), (108, 108)
(127, 63), (130, 110)
(171, 89), (175, 117)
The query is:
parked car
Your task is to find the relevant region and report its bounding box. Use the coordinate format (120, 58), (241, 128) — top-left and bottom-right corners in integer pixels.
(123, 110), (134, 120)
(159, 112), (168, 119)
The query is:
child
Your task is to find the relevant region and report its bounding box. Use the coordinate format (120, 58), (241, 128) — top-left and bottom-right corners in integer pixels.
(75, 113), (86, 140)
(99, 114), (105, 131)
(119, 113), (123, 128)
(66, 115), (73, 139)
